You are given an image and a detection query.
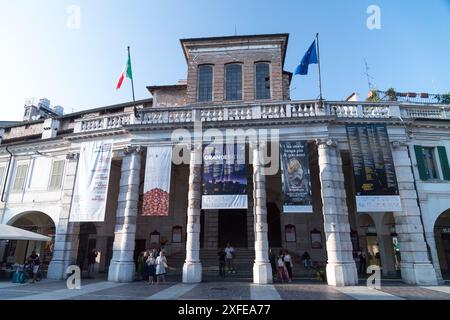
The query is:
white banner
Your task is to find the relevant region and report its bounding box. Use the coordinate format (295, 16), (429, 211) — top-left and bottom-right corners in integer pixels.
(142, 146), (172, 216)
(70, 140), (113, 222)
(356, 195), (402, 212)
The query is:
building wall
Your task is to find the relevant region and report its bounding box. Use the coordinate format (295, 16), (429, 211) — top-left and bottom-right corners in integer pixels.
(185, 48), (284, 104)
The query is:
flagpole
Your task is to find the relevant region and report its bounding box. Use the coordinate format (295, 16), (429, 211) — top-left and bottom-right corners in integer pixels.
(316, 33), (324, 104)
(128, 46), (139, 118)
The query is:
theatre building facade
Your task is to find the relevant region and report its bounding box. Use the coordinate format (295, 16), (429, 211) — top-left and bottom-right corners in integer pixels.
(1, 34), (450, 286)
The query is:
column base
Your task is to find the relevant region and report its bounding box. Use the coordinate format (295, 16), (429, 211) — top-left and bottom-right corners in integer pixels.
(182, 261), (202, 283)
(47, 260), (70, 280)
(326, 262), (358, 286)
(400, 262), (438, 286)
(108, 261), (135, 282)
(253, 262), (273, 284)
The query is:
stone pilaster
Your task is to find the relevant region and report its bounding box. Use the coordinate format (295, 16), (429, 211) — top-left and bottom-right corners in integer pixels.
(108, 146), (141, 282)
(317, 139), (358, 286)
(252, 142), (272, 284)
(182, 144), (203, 283)
(391, 144), (438, 285)
(424, 232), (444, 283)
(47, 153), (80, 280)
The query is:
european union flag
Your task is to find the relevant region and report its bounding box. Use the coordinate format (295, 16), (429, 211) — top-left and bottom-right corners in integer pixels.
(295, 40), (318, 75)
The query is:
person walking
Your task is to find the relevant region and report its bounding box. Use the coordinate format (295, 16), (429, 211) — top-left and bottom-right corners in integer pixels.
(146, 250), (157, 285)
(27, 251), (40, 283)
(283, 250), (293, 282)
(276, 254), (289, 283)
(224, 242), (235, 274)
(217, 248), (226, 277)
(155, 250), (168, 284)
(358, 251), (367, 275)
(87, 249), (98, 278)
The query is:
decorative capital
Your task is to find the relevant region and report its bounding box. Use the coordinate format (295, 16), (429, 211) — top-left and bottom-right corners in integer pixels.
(66, 153), (79, 160)
(390, 140), (407, 149)
(123, 145), (142, 155)
(316, 138), (337, 148)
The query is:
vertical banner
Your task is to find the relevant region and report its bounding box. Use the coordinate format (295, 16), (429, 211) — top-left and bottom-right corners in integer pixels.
(280, 141), (313, 213)
(70, 140), (113, 222)
(202, 143), (247, 209)
(142, 146), (172, 216)
(346, 124), (401, 212)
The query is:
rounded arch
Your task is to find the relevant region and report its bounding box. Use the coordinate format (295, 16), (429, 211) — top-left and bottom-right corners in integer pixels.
(6, 210), (56, 229)
(434, 209), (450, 276)
(2, 211), (56, 268)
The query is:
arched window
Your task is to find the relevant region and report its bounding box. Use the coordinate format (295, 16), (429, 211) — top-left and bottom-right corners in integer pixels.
(225, 63), (243, 101)
(255, 62), (271, 99)
(197, 65), (213, 102)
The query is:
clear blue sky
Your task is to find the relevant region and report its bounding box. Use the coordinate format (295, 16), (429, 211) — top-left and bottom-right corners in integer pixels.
(1, 0), (449, 120)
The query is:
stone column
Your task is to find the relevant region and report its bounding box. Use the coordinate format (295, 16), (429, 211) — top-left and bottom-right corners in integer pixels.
(391, 144), (438, 285)
(424, 232), (444, 283)
(47, 153), (80, 280)
(252, 142), (272, 284)
(182, 144), (202, 283)
(317, 139), (358, 286)
(377, 233), (397, 277)
(108, 146), (141, 282)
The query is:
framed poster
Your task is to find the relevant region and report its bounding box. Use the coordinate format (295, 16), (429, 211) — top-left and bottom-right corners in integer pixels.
(172, 226), (182, 243)
(150, 230), (160, 246)
(285, 225), (296, 242)
(346, 124), (401, 212)
(202, 143), (248, 209)
(280, 141), (313, 213)
(310, 229), (323, 249)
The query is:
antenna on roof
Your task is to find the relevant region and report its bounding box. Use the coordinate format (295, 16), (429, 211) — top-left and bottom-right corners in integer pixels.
(363, 57), (376, 90)
(234, 24), (237, 36)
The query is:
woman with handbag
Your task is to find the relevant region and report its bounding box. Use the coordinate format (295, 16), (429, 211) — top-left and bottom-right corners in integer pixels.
(155, 250), (168, 284)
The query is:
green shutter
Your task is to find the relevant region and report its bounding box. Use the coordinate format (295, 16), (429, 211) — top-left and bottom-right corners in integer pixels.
(438, 146), (450, 180)
(414, 145), (428, 180)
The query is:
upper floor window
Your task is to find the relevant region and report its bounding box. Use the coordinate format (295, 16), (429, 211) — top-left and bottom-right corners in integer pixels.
(415, 145), (450, 181)
(255, 62), (271, 99)
(49, 160), (65, 190)
(12, 164), (28, 193)
(197, 65), (213, 102)
(225, 63), (242, 101)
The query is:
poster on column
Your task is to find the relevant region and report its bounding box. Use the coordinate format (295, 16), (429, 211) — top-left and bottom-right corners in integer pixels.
(69, 140), (113, 222)
(202, 143), (247, 209)
(280, 141), (313, 213)
(142, 146), (172, 216)
(346, 124), (401, 212)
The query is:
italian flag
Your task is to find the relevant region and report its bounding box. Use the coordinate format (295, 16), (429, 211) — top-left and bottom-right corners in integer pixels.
(116, 51), (133, 90)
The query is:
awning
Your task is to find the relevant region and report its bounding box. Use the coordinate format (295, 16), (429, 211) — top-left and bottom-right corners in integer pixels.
(0, 224), (52, 241)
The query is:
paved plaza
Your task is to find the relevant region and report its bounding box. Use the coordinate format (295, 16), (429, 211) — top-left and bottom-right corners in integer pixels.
(1, 277), (449, 300)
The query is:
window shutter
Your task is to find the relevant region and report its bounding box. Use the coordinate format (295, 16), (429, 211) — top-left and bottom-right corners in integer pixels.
(437, 146), (450, 180)
(414, 145), (428, 180)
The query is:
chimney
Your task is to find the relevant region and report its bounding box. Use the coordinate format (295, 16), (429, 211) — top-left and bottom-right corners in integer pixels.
(42, 118), (60, 139)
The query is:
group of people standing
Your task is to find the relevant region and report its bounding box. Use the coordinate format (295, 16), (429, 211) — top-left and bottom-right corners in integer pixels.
(269, 249), (294, 283)
(138, 249), (169, 284)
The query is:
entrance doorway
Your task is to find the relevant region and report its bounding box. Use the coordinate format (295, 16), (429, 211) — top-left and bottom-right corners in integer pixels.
(267, 203), (282, 247)
(76, 222), (97, 271)
(218, 210), (247, 248)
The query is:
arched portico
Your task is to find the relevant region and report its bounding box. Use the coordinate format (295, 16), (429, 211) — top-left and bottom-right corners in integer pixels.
(1, 211), (55, 273)
(434, 209), (450, 279)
